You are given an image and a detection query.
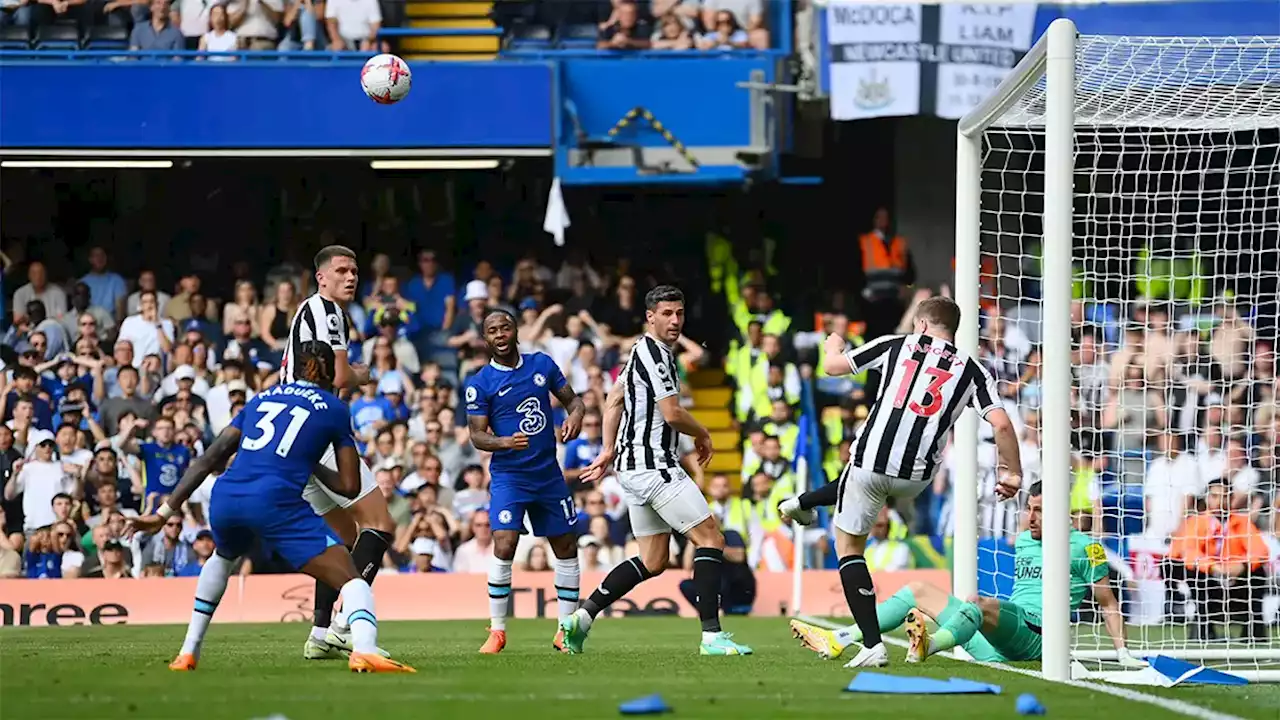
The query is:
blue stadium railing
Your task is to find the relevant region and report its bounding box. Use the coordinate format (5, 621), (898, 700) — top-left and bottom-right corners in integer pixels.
(797, 376), (834, 570)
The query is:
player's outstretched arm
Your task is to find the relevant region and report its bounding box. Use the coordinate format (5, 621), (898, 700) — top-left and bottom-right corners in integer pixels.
(1092, 577), (1144, 666)
(129, 426), (242, 533)
(554, 384), (587, 442)
(580, 380), (625, 483)
(466, 415), (526, 453)
(985, 408), (1023, 499)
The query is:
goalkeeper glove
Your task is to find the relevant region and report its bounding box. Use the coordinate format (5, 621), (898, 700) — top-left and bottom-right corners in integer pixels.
(1116, 647), (1147, 668)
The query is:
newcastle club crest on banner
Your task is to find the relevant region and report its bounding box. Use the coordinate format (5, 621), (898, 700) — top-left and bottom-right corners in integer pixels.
(825, 3), (1039, 121)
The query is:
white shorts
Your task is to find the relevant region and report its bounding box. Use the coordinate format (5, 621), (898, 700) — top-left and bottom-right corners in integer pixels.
(301, 445), (378, 516)
(834, 464), (929, 536)
(617, 466), (711, 537)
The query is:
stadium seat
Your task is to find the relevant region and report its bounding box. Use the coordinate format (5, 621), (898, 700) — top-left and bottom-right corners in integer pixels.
(0, 23), (31, 50)
(86, 25), (128, 50)
(33, 21), (81, 50)
(557, 22), (596, 49)
(505, 23), (551, 51)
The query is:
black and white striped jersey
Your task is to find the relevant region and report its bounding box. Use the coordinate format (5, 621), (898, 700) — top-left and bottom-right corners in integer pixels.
(280, 293), (350, 383)
(845, 333), (1001, 482)
(616, 335), (682, 472)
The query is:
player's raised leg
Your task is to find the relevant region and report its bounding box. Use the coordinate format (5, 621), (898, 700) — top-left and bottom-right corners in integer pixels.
(480, 492), (524, 654)
(561, 532), (667, 655)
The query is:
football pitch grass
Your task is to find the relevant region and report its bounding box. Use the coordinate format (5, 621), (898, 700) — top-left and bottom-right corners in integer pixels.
(2, 618), (1277, 719)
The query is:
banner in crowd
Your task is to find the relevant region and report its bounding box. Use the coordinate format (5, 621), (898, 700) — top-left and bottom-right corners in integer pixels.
(826, 3), (1038, 121)
(0, 570), (949, 627)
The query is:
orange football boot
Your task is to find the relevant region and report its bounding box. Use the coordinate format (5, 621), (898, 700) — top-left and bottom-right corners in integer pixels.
(479, 628), (507, 654)
(552, 628), (567, 653)
(168, 653), (197, 671)
(348, 652), (416, 673)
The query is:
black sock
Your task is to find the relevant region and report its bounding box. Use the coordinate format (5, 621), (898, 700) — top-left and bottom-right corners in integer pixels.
(839, 554), (881, 647)
(692, 547), (724, 633)
(798, 482), (840, 511)
(313, 544), (353, 629)
(350, 528), (394, 584)
(581, 557), (652, 618)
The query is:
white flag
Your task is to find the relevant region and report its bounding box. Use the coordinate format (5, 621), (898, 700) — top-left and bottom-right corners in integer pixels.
(543, 177), (570, 247)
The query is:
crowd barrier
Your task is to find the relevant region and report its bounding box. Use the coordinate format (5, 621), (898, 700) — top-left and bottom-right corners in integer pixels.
(0, 570), (948, 627)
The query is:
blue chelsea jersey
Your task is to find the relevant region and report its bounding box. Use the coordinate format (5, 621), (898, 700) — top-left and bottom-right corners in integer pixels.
(465, 352), (566, 481)
(217, 381), (356, 497)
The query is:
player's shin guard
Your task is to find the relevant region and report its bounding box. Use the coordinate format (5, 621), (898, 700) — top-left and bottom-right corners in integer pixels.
(180, 553), (234, 658)
(340, 578), (379, 654)
(350, 528), (394, 583)
(552, 556), (581, 621)
(333, 529), (394, 629)
(692, 548), (724, 633)
(838, 555), (881, 648)
(580, 557), (654, 623)
(488, 555), (514, 631)
(931, 602), (982, 655)
(798, 482), (840, 511)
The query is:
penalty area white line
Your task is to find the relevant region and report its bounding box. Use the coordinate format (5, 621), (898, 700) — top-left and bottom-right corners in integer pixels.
(793, 615), (1245, 720)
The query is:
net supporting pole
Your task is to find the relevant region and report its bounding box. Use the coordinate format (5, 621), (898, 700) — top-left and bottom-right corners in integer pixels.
(1039, 16), (1077, 684)
(952, 130), (982, 601)
(791, 457), (808, 614)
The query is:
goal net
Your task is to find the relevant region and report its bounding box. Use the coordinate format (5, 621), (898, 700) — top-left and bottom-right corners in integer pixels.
(954, 20), (1280, 682)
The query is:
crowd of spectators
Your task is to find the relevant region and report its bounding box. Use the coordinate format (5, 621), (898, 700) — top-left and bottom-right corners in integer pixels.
(594, 0), (769, 52)
(0, 244), (731, 587)
(0, 0), (390, 54)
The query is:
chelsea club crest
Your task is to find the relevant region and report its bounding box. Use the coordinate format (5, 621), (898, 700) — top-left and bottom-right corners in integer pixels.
(533, 373), (546, 387)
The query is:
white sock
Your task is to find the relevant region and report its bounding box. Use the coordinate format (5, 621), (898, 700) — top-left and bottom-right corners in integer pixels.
(573, 607), (594, 632)
(834, 624), (862, 646)
(310, 626), (328, 642)
(488, 555), (513, 631)
(180, 554), (234, 658)
(552, 556), (581, 621)
(340, 578), (378, 654)
(702, 631), (721, 643)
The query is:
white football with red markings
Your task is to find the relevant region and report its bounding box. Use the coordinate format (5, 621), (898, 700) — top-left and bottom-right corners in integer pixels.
(360, 53), (412, 105)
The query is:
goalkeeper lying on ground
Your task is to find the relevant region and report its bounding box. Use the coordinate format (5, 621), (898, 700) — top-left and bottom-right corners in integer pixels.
(789, 482), (1145, 667)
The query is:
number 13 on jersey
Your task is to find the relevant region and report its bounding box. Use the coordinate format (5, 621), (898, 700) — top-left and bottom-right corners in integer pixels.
(892, 359), (954, 417)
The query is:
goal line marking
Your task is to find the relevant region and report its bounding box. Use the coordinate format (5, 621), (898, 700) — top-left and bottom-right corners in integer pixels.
(794, 615), (1245, 720)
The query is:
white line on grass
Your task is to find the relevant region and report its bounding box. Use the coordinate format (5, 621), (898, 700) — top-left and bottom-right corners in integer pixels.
(794, 615), (1245, 720)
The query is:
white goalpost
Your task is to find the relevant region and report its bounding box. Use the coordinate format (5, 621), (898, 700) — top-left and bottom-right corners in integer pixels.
(955, 19), (1280, 682)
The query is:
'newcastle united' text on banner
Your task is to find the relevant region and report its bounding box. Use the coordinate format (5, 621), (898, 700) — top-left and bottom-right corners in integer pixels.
(827, 3), (1038, 121)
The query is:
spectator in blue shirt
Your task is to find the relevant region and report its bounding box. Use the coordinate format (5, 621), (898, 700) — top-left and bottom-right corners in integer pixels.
(4, 366), (54, 430)
(181, 294), (221, 345)
(350, 378), (388, 455)
(563, 408), (603, 491)
(175, 529), (215, 577)
(119, 415), (191, 511)
(129, 0), (184, 50)
(81, 246), (128, 321)
(402, 249), (456, 354)
(41, 357), (92, 410)
(377, 372), (411, 423)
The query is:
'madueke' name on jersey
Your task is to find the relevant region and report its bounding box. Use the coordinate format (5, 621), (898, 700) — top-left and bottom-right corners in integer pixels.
(465, 352), (566, 483)
(217, 381), (356, 498)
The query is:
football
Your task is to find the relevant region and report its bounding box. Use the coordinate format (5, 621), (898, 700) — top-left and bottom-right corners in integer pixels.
(360, 54), (412, 105)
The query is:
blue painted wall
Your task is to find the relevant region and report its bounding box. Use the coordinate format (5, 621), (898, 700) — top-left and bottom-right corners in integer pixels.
(0, 60), (554, 148)
(1033, 0), (1280, 39)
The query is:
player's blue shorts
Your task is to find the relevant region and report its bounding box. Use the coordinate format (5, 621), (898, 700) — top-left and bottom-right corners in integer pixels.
(208, 483), (341, 570)
(489, 474), (578, 538)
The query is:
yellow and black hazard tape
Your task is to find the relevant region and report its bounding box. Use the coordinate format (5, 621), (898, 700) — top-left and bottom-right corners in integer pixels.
(605, 106), (700, 169)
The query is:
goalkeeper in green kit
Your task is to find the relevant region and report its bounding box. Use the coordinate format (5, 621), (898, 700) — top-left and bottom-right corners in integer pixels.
(790, 482), (1146, 667)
